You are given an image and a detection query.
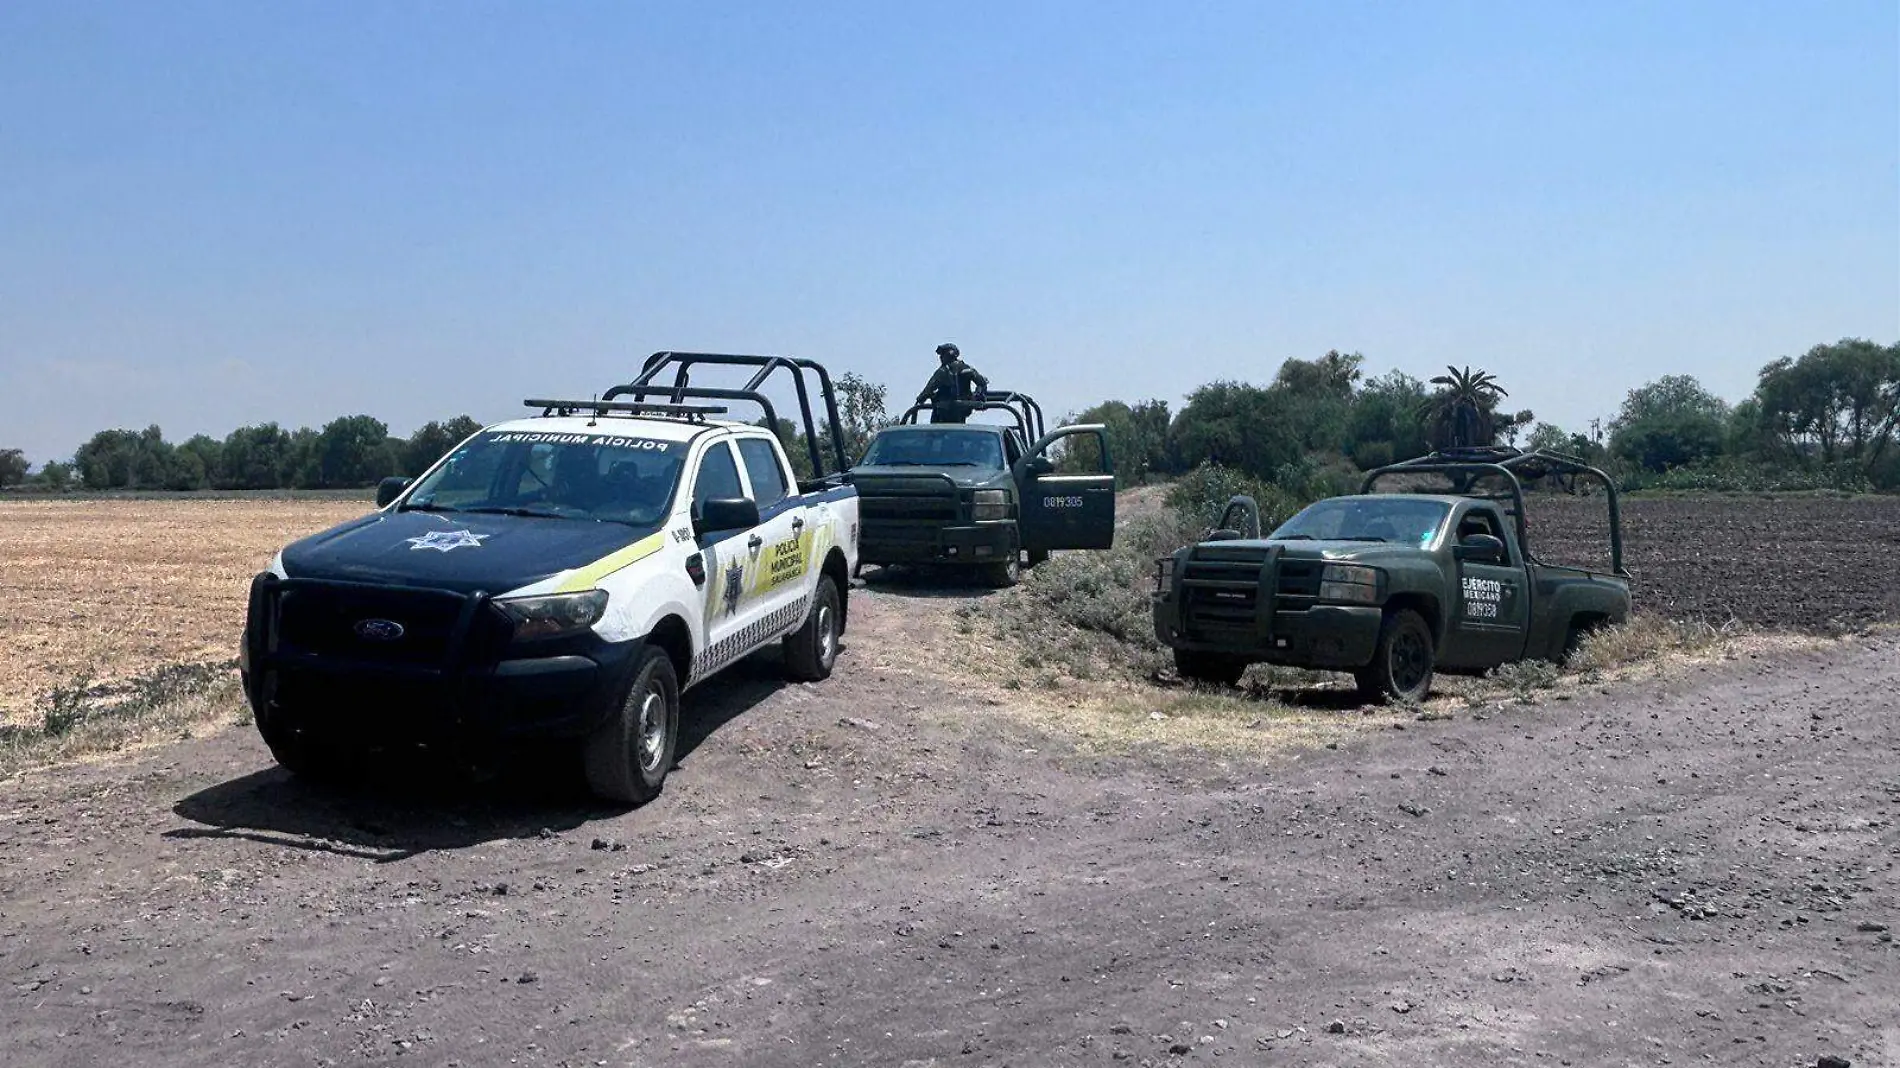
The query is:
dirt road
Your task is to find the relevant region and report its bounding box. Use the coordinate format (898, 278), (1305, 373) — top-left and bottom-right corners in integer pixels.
(1, 587), (1895, 1067)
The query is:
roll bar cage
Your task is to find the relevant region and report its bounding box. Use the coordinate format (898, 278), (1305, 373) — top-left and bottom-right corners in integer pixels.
(897, 390), (1047, 442)
(601, 351), (851, 482)
(1362, 446), (1626, 576)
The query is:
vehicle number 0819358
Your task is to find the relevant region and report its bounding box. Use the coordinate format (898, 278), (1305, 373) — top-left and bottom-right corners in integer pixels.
(1042, 496), (1084, 509)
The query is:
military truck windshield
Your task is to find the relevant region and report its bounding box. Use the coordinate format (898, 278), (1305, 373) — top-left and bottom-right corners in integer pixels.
(860, 429), (1005, 469)
(402, 431), (686, 526)
(1270, 498), (1451, 547)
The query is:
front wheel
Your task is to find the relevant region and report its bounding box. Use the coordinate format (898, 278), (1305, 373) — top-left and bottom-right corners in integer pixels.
(259, 715), (347, 782)
(1174, 648), (1248, 687)
(583, 646), (680, 805)
(983, 555), (1022, 588)
(784, 576), (843, 681)
(1354, 609), (1435, 704)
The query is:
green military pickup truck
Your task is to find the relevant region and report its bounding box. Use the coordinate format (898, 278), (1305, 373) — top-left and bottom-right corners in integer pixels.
(847, 392), (1117, 586)
(1151, 447), (1631, 702)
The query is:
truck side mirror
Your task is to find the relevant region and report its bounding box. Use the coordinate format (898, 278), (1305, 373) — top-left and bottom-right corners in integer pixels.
(1454, 532), (1506, 564)
(1022, 455), (1055, 477)
(376, 477), (412, 508)
(695, 497), (761, 536)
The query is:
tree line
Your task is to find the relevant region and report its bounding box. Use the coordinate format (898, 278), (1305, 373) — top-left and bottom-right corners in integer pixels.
(4, 338), (1893, 495)
(3, 415), (484, 492)
(1067, 338), (1900, 496)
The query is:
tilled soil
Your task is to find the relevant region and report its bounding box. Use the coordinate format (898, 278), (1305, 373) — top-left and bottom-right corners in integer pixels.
(1531, 494), (1900, 630)
(1, 588), (1895, 1068)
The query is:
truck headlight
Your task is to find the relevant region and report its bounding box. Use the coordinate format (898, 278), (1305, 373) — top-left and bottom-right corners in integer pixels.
(971, 489), (1010, 522)
(497, 590), (609, 640)
(1319, 563), (1382, 604)
(1153, 556), (1175, 596)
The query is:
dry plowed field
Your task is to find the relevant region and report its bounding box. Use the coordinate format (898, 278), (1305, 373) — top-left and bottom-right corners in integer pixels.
(1533, 494), (1900, 630)
(0, 498), (369, 728)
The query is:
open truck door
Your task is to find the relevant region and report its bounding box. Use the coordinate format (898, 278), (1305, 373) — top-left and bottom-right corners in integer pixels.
(1016, 424), (1115, 552)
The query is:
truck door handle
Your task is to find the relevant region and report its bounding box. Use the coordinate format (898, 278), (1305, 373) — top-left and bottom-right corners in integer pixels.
(748, 534), (764, 551)
(790, 516), (805, 531)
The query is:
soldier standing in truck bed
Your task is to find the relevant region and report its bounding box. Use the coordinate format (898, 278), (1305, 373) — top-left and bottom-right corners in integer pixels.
(916, 342), (990, 423)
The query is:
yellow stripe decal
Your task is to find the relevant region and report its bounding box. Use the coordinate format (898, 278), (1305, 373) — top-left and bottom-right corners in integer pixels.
(555, 532), (668, 592)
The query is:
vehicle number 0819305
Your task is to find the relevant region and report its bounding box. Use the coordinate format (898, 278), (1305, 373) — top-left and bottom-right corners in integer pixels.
(1042, 496), (1084, 509)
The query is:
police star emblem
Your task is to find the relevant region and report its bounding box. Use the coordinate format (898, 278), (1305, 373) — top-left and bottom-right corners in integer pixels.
(405, 528), (491, 553)
(721, 560), (745, 617)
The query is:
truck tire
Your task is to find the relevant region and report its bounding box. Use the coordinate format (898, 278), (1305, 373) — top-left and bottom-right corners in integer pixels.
(1025, 549), (1050, 568)
(783, 576), (843, 681)
(1354, 608), (1435, 704)
(583, 645), (680, 805)
(1559, 617), (1605, 664)
(259, 717), (345, 782)
(1174, 649), (1247, 687)
(983, 555), (1022, 588)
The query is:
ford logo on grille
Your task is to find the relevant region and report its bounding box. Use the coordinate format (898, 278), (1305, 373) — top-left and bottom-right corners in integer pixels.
(354, 618), (405, 642)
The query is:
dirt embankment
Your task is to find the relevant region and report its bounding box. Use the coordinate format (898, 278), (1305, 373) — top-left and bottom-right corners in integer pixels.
(1, 583), (1894, 1068)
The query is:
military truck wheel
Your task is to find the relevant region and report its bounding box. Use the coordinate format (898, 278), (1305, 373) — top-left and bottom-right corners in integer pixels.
(1560, 617), (1605, 664)
(1174, 649), (1247, 687)
(1355, 609), (1435, 704)
(583, 646), (680, 805)
(784, 576), (843, 681)
(983, 555), (1022, 588)
(1025, 549), (1050, 568)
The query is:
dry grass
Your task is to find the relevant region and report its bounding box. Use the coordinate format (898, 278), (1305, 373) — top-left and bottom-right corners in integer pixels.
(0, 498), (366, 729)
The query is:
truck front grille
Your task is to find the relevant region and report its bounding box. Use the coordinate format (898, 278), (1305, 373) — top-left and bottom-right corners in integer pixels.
(860, 496), (960, 523)
(1179, 546), (1326, 640)
(275, 586), (508, 668)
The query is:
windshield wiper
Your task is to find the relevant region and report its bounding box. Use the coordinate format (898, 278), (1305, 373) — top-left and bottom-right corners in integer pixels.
(459, 506), (568, 520)
(1333, 536), (1389, 543)
(870, 460), (927, 466)
(1274, 533), (1315, 540)
(400, 502), (460, 513)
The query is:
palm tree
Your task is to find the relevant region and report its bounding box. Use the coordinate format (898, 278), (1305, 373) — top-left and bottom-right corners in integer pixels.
(1417, 366), (1509, 450)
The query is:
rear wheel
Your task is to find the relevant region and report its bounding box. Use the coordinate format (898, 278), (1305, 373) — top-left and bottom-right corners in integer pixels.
(1560, 616), (1605, 664)
(583, 646), (680, 805)
(1174, 649), (1248, 687)
(784, 576), (843, 681)
(1354, 609), (1435, 704)
(1025, 549), (1050, 568)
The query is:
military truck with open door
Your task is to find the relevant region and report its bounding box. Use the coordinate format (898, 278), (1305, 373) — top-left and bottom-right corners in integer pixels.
(848, 391), (1116, 586)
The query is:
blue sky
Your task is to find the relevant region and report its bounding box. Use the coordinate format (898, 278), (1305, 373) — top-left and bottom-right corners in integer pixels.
(2, 1), (1895, 463)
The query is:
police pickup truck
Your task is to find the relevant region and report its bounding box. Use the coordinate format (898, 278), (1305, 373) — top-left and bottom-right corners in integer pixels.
(848, 391), (1116, 586)
(1152, 447), (1632, 702)
(241, 353), (860, 804)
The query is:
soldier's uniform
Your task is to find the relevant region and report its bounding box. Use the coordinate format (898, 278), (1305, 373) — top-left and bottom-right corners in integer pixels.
(917, 343), (989, 424)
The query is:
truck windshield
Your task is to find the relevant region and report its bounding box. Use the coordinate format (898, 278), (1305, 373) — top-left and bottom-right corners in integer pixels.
(1270, 498), (1451, 546)
(861, 429), (1004, 469)
(401, 430), (686, 526)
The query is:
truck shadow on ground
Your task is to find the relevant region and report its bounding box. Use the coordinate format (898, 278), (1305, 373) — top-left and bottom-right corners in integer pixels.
(165, 655), (795, 862)
(857, 565), (1005, 600)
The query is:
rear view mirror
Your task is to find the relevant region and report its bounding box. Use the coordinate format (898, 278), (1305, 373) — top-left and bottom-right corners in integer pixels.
(376, 477), (412, 508)
(695, 497), (761, 536)
(1454, 532), (1506, 564)
(1022, 456), (1055, 477)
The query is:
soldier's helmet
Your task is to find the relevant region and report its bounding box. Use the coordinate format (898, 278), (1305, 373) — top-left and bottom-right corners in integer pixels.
(935, 342), (960, 363)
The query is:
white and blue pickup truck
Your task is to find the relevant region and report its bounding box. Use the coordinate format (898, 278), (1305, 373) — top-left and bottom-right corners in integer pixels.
(241, 353), (861, 804)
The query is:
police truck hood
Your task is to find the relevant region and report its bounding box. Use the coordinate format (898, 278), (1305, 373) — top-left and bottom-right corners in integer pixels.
(279, 509), (660, 594)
